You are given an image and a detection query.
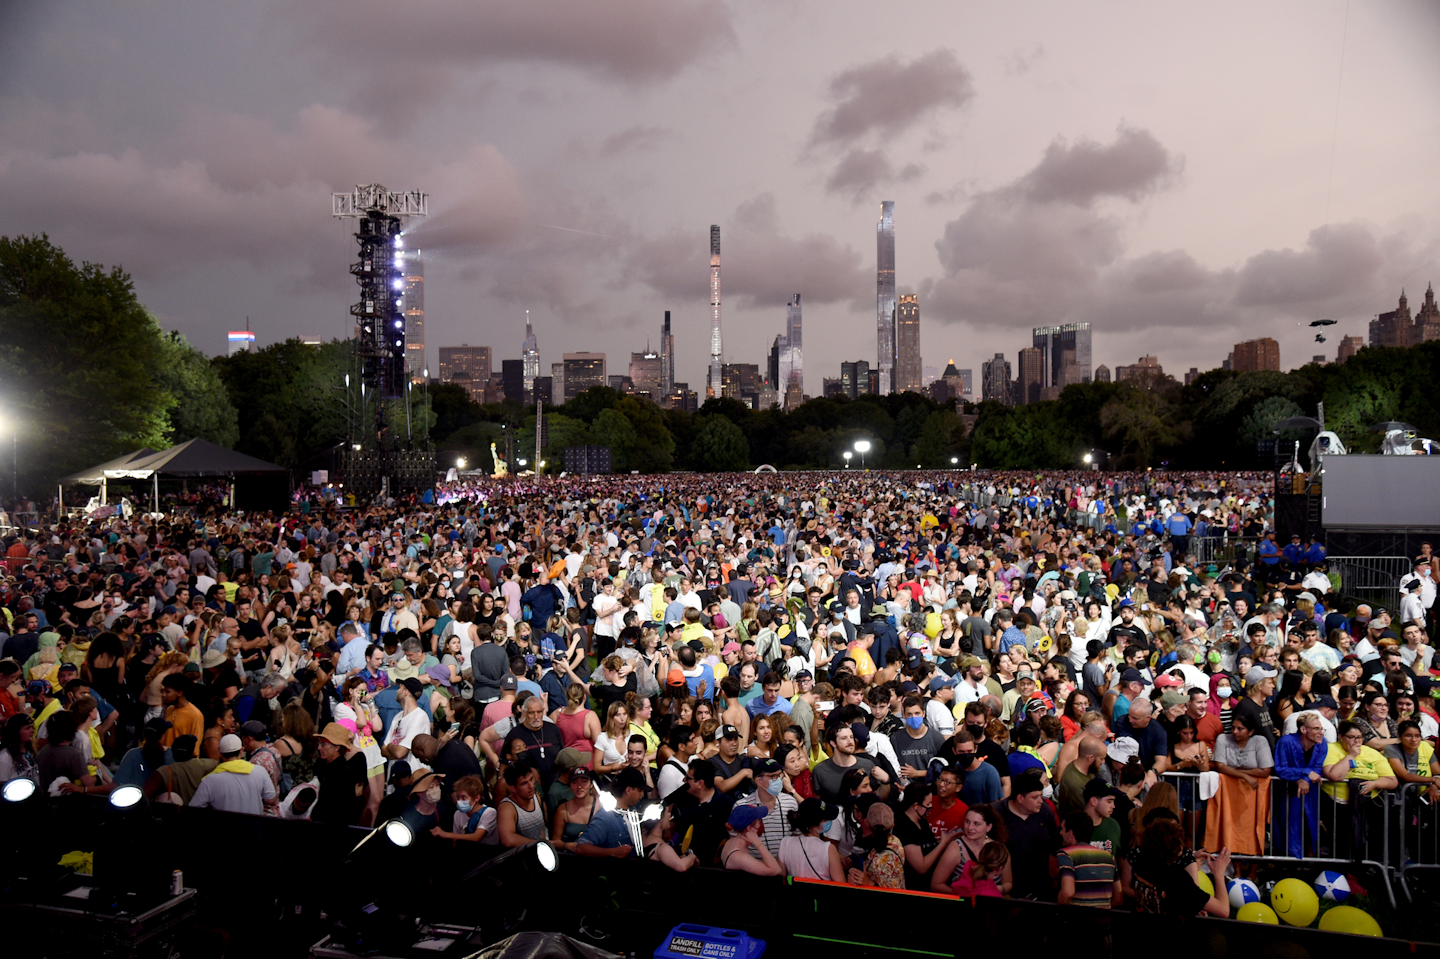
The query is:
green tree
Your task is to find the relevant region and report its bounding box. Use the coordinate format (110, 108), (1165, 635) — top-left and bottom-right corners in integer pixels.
(913, 410), (964, 468)
(1100, 386), (1188, 468)
(1238, 395), (1305, 465)
(614, 396), (674, 472)
(0, 234), (174, 491)
(591, 408), (638, 470)
(564, 385), (619, 424)
(690, 414), (750, 472)
(154, 330), (240, 447)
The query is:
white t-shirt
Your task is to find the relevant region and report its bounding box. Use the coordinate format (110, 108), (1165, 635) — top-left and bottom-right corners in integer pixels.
(384, 707), (430, 758)
(657, 758), (690, 799)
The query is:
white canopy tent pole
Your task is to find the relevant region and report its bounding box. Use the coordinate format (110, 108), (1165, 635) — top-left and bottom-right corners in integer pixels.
(152, 472), (159, 513)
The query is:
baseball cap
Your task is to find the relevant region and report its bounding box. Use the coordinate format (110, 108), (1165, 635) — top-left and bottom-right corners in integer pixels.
(1120, 667), (1151, 686)
(794, 669), (813, 682)
(667, 669), (687, 688)
(753, 757), (781, 776)
(568, 764), (593, 781)
(715, 724), (741, 740)
(398, 677), (425, 699)
(1312, 695), (1339, 710)
(218, 733), (243, 754)
(1082, 778), (1113, 802)
(1158, 689), (1187, 710)
(900, 681), (920, 694)
(388, 760), (413, 783)
(848, 722), (870, 747)
(928, 675), (958, 692)
(721, 641), (741, 656)
(500, 675), (518, 691)
(1244, 665), (1278, 686)
(1153, 673), (1183, 690)
(1107, 736), (1140, 764)
(728, 805), (768, 831)
(958, 656), (984, 671)
(239, 720), (267, 739)
(1118, 598), (1135, 608)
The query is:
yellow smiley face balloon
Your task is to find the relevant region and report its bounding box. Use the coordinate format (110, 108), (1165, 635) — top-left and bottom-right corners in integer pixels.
(1270, 878), (1319, 926)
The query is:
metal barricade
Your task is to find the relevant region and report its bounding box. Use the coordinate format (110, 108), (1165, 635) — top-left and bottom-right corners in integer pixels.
(1158, 770), (1398, 907)
(1328, 555), (1412, 611)
(1395, 781), (1440, 903)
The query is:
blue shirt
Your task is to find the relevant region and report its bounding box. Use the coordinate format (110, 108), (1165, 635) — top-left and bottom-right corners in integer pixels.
(998, 626), (1028, 655)
(1166, 514), (1192, 535)
(336, 636), (370, 677)
(1111, 714), (1168, 769)
(684, 664), (715, 698)
(576, 808), (636, 853)
(959, 761), (1003, 804)
(746, 696), (793, 719)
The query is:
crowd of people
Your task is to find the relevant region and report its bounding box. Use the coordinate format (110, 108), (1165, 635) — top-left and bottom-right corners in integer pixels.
(2, 468), (1437, 921)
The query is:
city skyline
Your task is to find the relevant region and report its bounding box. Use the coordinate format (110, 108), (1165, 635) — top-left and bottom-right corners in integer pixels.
(4, 4), (1438, 390)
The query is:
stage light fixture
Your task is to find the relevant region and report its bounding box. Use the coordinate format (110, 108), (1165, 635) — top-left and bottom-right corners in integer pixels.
(110, 785), (143, 809)
(3, 778), (36, 803)
(384, 819), (415, 848)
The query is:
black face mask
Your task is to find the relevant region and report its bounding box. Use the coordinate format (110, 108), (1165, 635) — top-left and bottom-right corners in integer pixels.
(965, 723), (985, 739)
(956, 752), (979, 767)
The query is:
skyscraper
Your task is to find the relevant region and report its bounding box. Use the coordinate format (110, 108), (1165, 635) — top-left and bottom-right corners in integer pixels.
(628, 350), (663, 395)
(563, 352), (606, 400)
(501, 359), (524, 401)
(894, 293), (921, 391)
(227, 330), (255, 356)
(403, 249), (425, 381)
(660, 310), (674, 395)
(840, 360), (871, 400)
(438, 345), (491, 401)
(1017, 347), (1044, 405)
(708, 225), (723, 400)
(521, 310), (539, 392)
(550, 362), (565, 405)
(1031, 322), (1091, 387)
(981, 353), (1011, 405)
(785, 293), (802, 394)
(1336, 335), (1364, 363)
(876, 201), (896, 395)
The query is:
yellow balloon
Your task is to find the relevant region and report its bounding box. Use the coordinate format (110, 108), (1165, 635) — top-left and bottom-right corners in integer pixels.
(924, 612), (942, 639)
(1317, 905), (1383, 938)
(1270, 878), (1320, 927)
(1194, 871), (1214, 897)
(1236, 903), (1279, 925)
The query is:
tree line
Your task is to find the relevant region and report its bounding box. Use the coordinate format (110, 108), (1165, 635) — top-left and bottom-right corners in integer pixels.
(3, 233), (1438, 492)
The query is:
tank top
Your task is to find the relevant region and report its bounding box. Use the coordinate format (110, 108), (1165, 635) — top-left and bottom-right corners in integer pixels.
(503, 795), (545, 841)
(555, 709), (594, 755)
(561, 794), (596, 842)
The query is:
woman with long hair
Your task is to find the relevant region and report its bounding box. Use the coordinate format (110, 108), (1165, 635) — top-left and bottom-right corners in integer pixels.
(1060, 689), (1093, 742)
(1353, 690), (1400, 749)
(1127, 812), (1231, 916)
(780, 798), (847, 881)
(200, 702), (237, 762)
(593, 701), (631, 780)
(553, 683), (601, 758)
(81, 632), (127, 706)
(747, 713), (777, 760)
(931, 804), (1011, 895)
(1272, 669), (1313, 726)
(0, 714), (36, 784)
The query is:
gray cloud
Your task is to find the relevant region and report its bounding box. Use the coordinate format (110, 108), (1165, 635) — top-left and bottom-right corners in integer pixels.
(1019, 127), (1181, 206)
(1233, 222), (1385, 308)
(824, 149), (924, 200)
(810, 49), (975, 147)
(599, 125), (674, 156)
(1004, 43), (1046, 76)
(625, 194), (868, 312)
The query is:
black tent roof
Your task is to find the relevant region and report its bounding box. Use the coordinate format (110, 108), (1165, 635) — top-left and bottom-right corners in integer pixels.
(109, 438), (287, 478)
(58, 448), (159, 486)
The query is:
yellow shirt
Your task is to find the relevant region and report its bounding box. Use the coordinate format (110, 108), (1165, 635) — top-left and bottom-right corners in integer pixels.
(1322, 743), (1390, 802)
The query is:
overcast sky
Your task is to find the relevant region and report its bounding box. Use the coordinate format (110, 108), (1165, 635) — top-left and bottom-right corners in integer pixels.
(4, 1), (1439, 392)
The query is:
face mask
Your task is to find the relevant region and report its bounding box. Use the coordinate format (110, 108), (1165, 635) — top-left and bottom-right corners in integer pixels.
(966, 723), (985, 739)
(1042, 785), (1054, 800)
(765, 777), (783, 796)
(456, 799), (473, 813)
(904, 715), (925, 730)
(1216, 686), (1232, 699)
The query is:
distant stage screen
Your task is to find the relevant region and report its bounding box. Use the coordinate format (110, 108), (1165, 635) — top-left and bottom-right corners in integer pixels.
(1322, 456), (1440, 529)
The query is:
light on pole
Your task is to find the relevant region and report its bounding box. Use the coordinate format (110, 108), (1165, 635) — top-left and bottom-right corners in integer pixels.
(457, 457), (467, 470)
(843, 451), (852, 469)
(950, 457), (958, 467)
(854, 440), (871, 469)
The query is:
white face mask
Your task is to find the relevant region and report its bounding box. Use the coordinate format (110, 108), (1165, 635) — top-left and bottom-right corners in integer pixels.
(1041, 784), (1054, 801)
(1216, 686), (1233, 699)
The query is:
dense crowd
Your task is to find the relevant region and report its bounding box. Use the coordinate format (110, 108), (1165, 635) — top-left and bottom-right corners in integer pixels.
(2, 469), (1437, 921)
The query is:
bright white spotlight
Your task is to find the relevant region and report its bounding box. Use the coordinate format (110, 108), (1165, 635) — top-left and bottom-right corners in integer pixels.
(110, 785), (144, 809)
(394, 236), (404, 249)
(640, 803), (663, 823)
(534, 841), (558, 873)
(3, 778), (37, 802)
(596, 791), (618, 812)
(393, 279), (403, 290)
(854, 440), (871, 453)
(383, 819), (414, 847)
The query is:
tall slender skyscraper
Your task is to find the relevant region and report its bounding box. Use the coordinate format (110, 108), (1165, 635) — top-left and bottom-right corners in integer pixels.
(1031, 322), (1092, 387)
(876, 201), (896, 394)
(521, 310), (539, 386)
(708, 225), (723, 400)
(403, 249), (425, 382)
(660, 311), (674, 394)
(894, 294), (921, 391)
(785, 293), (803, 394)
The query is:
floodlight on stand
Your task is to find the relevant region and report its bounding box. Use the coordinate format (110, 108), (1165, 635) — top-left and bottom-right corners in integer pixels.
(596, 790), (618, 813)
(110, 785), (144, 809)
(3, 777), (36, 803)
(384, 819), (415, 847)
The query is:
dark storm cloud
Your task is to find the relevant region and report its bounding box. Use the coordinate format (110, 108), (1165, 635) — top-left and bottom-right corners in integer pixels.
(824, 149), (924, 200)
(809, 49), (975, 147)
(1019, 127), (1180, 206)
(625, 194), (867, 311)
(299, 0), (734, 88)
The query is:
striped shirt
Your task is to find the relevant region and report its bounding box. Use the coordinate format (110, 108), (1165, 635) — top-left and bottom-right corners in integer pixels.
(1057, 843), (1116, 908)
